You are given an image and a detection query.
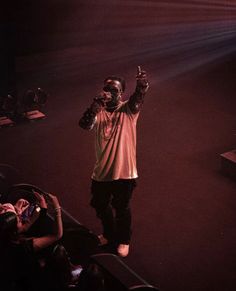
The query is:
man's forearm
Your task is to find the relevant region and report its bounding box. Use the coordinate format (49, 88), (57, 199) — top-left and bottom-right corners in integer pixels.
(128, 89), (146, 114)
(128, 81), (149, 114)
(79, 99), (103, 130)
(128, 68), (149, 114)
(79, 107), (97, 130)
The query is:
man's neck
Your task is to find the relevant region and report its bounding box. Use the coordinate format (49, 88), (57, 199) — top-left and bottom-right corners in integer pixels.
(105, 100), (121, 112)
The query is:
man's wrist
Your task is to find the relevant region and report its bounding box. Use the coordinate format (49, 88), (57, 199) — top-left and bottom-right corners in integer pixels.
(135, 83), (149, 94)
(90, 99), (104, 113)
(39, 207), (47, 216)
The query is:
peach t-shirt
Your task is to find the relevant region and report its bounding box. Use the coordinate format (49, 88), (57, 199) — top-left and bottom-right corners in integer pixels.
(92, 101), (139, 181)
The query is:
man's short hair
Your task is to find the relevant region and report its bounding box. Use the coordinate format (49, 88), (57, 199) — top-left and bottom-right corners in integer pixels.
(104, 76), (126, 92)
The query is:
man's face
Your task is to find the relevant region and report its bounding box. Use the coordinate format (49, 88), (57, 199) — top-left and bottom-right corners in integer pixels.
(103, 79), (123, 105)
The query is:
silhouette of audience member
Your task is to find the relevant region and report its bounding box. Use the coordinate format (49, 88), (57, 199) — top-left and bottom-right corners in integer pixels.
(0, 191), (63, 291)
(0, 196), (42, 234)
(78, 263), (105, 291)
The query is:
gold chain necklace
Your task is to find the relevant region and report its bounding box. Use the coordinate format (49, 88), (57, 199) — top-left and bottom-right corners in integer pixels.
(102, 108), (120, 140)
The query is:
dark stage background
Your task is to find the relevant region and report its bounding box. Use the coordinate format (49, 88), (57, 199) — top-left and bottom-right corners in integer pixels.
(1, 1), (236, 290)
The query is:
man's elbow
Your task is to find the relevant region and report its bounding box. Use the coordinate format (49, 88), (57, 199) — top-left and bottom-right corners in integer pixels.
(79, 119), (88, 130)
(79, 119), (94, 130)
(79, 119), (85, 129)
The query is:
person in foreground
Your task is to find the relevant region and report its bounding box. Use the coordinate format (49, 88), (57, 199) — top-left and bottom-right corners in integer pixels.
(0, 191), (63, 290)
(79, 66), (149, 257)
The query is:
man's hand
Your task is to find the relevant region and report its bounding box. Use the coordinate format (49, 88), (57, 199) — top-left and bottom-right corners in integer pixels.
(14, 199), (30, 215)
(136, 66), (149, 93)
(99, 91), (112, 103)
(33, 190), (47, 209)
(93, 91), (112, 106)
(90, 91), (111, 113)
(46, 193), (60, 209)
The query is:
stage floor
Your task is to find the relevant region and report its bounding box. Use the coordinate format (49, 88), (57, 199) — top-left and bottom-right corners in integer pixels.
(1, 51), (236, 291)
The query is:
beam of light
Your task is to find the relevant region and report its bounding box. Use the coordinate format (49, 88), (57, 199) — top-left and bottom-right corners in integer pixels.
(87, 0), (236, 10)
(16, 1), (236, 86)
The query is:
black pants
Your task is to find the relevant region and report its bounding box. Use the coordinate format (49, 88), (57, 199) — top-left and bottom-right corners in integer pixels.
(90, 179), (137, 244)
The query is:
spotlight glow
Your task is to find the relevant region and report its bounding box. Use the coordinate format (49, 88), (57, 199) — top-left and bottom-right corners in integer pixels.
(17, 1), (236, 84)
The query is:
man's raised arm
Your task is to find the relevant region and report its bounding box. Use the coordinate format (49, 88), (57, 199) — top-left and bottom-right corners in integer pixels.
(128, 66), (149, 114)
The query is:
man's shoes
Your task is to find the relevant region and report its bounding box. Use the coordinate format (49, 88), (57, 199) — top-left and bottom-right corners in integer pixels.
(98, 234), (109, 246)
(117, 244), (129, 257)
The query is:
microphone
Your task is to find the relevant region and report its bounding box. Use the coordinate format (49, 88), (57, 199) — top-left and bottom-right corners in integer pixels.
(94, 91), (112, 103)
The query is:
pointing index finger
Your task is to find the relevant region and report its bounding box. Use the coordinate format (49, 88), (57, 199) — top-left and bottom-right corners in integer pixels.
(137, 65), (141, 75)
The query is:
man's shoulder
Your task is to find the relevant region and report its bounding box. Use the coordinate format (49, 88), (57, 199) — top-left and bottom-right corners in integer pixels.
(119, 100), (129, 110)
(120, 100), (140, 117)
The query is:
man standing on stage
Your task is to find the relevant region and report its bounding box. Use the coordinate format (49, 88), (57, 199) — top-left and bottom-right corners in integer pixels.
(79, 66), (149, 257)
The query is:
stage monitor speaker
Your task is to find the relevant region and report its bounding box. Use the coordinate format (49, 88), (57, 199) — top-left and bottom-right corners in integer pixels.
(91, 253), (160, 291)
(220, 149), (236, 180)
